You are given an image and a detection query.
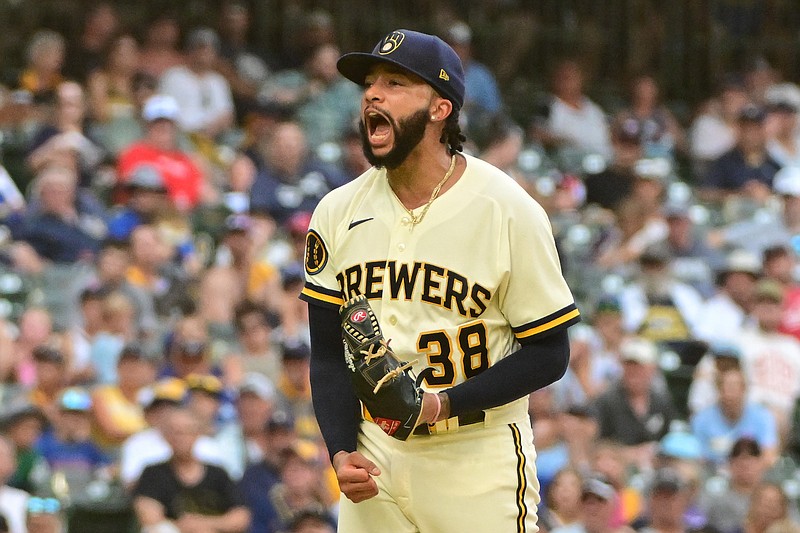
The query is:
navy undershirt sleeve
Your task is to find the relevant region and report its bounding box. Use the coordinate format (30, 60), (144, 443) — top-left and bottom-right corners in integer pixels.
(308, 303), (361, 460)
(445, 329), (570, 416)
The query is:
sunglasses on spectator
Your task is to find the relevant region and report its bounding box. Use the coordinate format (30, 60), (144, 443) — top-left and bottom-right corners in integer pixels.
(27, 497), (61, 514)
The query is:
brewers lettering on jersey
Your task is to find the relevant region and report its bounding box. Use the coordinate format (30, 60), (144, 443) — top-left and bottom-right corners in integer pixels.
(300, 28), (579, 533)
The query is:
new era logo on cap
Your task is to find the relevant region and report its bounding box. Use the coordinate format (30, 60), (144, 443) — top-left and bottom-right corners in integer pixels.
(439, 69), (450, 81)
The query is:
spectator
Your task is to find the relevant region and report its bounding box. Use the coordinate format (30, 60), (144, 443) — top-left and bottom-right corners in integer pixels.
(26, 81), (105, 187)
(616, 244), (704, 342)
(185, 373), (240, 474)
(226, 372), (277, 472)
(24, 497), (64, 533)
(117, 94), (206, 211)
(0, 403), (48, 494)
(761, 245), (800, 340)
(590, 440), (645, 525)
(35, 388), (110, 495)
(541, 467), (584, 531)
(61, 286), (105, 384)
(583, 118), (644, 211)
(662, 203), (726, 298)
(225, 301), (282, 387)
(688, 343), (745, 416)
(736, 279), (800, 436)
(595, 199), (668, 273)
(700, 104), (781, 203)
(217, 0), (271, 106)
(17, 30), (66, 105)
(700, 437), (767, 533)
(275, 260), (310, 350)
(86, 33), (145, 155)
(592, 337), (678, 471)
(0, 436), (29, 533)
(239, 410), (297, 533)
(534, 58), (613, 162)
(159, 27), (235, 138)
(106, 164), (171, 241)
(443, 21), (503, 118)
(709, 165), (800, 256)
(631, 467), (693, 532)
(275, 342), (317, 441)
(28, 346), (68, 425)
(160, 315), (221, 380)
(260, 43), (360, 148)
(91, 343), (154, 448)
(742, 483), (799, 533)
(694, 249), (761, 346)
(267, 441), (331, 533)
(614, 72), (687, 159)
(89, 290), (137, 384)
(137, 12), (184, 79)
(125, 224), (193, 319)
(551, 473), (623, 533)
(765, 92), (800, 168)
(62, 2), (119, 83)
(9, 164), (107, 264)
(132, 408), (251, 532)
(552, 324), (619, 411)
(690, 76), (749, 175)
(6, 308), (54, 388)
(690, 366), (779, 466)
(215, 214), (281, 308)
(248, 120), (348, 224)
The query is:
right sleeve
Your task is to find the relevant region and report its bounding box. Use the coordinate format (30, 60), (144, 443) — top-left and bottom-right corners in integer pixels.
(308, 304), (361, 460)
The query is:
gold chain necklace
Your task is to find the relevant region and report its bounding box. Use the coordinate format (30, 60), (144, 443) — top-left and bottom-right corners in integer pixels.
(390, 154), (456, 229)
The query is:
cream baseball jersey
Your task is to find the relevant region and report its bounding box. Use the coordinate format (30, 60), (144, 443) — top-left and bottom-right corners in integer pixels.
(301, 153), (579, 396)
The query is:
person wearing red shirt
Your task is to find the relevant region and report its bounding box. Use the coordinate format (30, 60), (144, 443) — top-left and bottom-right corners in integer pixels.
(117, 94), (205, 211)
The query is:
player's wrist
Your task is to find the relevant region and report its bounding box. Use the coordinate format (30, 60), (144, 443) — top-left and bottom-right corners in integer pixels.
(436, 392), (450, 421)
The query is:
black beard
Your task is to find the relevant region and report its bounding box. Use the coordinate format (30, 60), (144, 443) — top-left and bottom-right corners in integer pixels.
(360, 108), (429, 170)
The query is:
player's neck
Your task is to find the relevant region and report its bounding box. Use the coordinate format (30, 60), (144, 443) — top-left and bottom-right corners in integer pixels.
(387, 146), (462, 210)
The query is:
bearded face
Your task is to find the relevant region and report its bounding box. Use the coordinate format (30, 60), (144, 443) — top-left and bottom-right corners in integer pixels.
(360, 107), (429, 170)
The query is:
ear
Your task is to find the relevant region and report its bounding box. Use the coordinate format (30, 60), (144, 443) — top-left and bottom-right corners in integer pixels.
(429, 97), (453, 122)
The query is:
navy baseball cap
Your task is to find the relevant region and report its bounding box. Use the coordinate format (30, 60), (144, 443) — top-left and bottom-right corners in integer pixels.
(337, 29), (465, 109)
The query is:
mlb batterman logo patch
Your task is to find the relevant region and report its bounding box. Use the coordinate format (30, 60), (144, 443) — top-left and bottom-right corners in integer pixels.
(304, 230), (328, 275)
(379, 31), (405, 55)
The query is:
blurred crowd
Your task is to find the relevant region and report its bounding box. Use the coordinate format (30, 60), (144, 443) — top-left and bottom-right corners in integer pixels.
(0, 2), (800, 533)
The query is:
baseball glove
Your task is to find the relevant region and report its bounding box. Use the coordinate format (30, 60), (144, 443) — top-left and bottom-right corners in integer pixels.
(340, 294), (424, 440)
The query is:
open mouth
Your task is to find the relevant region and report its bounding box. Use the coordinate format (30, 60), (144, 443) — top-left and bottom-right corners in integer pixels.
(365, 109), (393, 147)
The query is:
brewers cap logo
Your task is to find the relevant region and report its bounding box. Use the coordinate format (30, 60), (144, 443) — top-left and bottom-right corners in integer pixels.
(304, 230), (328, 275)
(379, 31), (405, 55)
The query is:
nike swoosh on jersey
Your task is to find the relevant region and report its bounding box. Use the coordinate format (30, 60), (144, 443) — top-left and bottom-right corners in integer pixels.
(348, 218), (374, 230)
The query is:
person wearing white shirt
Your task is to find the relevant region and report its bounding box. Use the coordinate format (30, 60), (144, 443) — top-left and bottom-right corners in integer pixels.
(159, 27), (234, 137)
(0, 437), (29, 533)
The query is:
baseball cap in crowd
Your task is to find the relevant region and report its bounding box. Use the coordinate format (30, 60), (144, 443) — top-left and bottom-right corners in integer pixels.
(138, 377), (187, 409)
(639, 241), (672, 265)
(765, 83), (800, 113)
(721, 249), (761, 277)
(738, 104), (767, 123)
(125, 164), (167, 192)
(620, 337), (658, 366)
(118, 342), (156, 364)
(709, 342), (742, 361)
(663, 201), (691, 220)
(32, 346), (65, 366)
(659, 427), (703, 460)
(59, 387), (92, 412)
(581, 474), (616, 502)
(337, 29), (466, 109)
(142, 94), (180, 122)
(238, 372), (276, 402)
(186, 373), (224, 398)
(773, 166), (800, 197)
(265, 410), (295, 432)
(754, 279), (785, 303)
(594, 295), (621, 315)
(650, 467), (687, 493)
(282, 341), (311, 362)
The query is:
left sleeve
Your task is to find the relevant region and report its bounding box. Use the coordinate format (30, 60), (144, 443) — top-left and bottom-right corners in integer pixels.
(498, 198), (580, 342)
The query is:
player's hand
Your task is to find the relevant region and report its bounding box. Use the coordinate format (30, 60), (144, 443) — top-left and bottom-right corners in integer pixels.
(332, 451), (381, 503)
